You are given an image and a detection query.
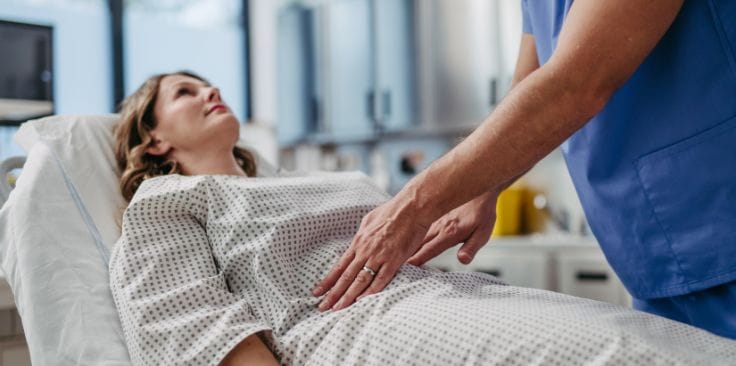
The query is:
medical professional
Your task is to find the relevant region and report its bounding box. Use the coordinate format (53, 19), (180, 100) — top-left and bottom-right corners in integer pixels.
(314, 0), (736, 339)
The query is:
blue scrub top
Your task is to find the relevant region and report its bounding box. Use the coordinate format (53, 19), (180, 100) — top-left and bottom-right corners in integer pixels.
(522, 0), (736, 299)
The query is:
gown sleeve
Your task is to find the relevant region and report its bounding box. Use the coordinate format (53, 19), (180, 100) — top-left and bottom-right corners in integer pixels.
(109, 177), (272, 366)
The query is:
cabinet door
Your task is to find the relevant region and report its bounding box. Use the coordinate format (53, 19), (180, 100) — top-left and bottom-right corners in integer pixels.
(497, 0), (523, 95)
(416, 0), (501, 127)
(325, 0), (375, 140)
(374, 0), (416, 131)
(277, 5), (318, 144)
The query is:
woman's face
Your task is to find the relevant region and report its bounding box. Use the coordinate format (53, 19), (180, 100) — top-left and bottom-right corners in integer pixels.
(147, 74), (240, 159)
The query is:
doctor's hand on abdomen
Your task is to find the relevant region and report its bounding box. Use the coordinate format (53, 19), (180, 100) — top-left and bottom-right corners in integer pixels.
(312, 190), (499, 311)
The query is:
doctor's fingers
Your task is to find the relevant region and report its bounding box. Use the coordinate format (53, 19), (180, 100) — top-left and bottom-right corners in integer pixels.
(313, 249), (355, 297)
(356, 260), (402, 301)
(407, 229), (463, 266)
(419, 221), (441, 245)
(317, 256), (365, 311)
(457, 223), (494, 264)
(332, 258), (385, 310)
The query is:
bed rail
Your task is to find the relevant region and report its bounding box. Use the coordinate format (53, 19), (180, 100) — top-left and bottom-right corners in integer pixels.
(0, 156), (26, 206)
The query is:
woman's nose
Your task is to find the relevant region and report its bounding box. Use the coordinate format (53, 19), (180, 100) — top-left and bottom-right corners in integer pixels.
(206, 86), (221, 102)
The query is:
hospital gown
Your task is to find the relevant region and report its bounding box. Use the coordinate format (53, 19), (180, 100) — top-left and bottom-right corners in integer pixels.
(109, 172), (736, 365)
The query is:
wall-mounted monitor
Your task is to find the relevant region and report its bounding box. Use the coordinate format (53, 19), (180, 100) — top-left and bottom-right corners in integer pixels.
(0, 20), (54, 125)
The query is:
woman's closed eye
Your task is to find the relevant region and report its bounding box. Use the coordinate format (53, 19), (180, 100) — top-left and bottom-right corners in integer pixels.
(175, 87), (194, 98)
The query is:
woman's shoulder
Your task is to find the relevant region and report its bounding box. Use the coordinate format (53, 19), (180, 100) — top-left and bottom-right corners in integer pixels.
(130, 174), (211, 205)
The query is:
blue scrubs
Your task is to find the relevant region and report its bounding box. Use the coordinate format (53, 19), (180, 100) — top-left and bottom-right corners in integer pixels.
(522, 0), (736, 338)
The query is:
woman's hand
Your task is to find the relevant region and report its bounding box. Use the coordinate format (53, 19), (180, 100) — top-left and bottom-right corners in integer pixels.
(408, 190), (498, 267)
(312, 195), (430, 311)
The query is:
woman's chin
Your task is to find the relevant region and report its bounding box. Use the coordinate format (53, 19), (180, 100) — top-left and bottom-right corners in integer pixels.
(215, 114), (242, 142)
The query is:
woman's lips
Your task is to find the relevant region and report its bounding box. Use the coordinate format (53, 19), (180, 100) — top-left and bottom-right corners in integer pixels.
(207, 104), (227, 115)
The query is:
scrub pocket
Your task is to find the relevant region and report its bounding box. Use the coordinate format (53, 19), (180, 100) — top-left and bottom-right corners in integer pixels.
(635, 114), (736, 285)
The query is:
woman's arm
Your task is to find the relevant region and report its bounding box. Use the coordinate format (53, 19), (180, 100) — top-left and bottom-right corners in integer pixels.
(220, 333), (279, 366)
(110, 179), (275, 365)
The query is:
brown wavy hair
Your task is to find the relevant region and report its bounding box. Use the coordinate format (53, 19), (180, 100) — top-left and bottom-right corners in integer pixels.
(114, 70), (257, 202)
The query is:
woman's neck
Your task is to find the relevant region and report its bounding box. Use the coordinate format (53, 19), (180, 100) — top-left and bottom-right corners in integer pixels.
(176, 149), (247, 176)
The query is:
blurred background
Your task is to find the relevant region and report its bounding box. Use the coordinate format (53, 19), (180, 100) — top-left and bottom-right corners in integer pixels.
(0, 0), (588, 238)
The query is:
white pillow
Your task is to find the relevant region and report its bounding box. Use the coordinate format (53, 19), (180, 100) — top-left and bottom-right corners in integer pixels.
(0, 114), (277, 365)
(1, 114), (130, 365)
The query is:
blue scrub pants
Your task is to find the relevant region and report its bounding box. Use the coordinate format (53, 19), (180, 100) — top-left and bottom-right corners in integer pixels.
(633, 280), (736, 340)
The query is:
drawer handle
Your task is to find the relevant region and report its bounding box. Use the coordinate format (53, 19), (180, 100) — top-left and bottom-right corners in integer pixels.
(576, 272), (608, 281)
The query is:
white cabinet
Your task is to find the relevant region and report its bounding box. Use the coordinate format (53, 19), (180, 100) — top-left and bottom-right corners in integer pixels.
(324, 0), (376, 139)
(556, 247), (630, 306)
(463, 245), (552, 290)
(277, 0), (417, 142)
(415, 0), (503, 127)
(374, 0), (417, 132)
(426, 236), (631, 307)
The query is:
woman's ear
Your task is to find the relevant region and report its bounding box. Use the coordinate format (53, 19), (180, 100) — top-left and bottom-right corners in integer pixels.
(145, 136), (171, 156)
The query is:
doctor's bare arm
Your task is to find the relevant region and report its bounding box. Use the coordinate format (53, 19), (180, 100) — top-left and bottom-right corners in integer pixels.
(220, 334), (279, 366)
(406, 34), (541, 266)
(314, 0), (685, 312)
(401, 0), (685, 227)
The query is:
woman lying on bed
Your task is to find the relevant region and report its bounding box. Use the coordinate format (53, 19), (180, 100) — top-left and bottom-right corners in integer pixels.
(110, 71), (736, 366)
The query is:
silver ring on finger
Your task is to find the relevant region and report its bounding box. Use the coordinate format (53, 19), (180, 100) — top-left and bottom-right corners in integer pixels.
(361, 265), (377, 276)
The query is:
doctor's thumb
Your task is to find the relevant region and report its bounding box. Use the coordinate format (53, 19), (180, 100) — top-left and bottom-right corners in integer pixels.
(458, 234), (486, 264)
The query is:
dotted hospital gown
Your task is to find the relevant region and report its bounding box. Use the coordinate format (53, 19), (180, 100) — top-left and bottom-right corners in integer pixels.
(109, 172), (736, 365)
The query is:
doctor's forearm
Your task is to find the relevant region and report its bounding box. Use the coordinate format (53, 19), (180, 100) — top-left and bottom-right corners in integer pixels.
(439, 33), (539, 210)
(400, 67), (606, 226)
(397, 0), (683, 226)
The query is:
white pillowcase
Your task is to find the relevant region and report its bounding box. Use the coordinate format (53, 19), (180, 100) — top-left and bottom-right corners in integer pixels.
(0, 114), (277, 365)
(1, 114), (130, 365)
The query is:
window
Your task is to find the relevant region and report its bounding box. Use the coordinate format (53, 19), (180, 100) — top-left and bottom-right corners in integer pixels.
(123, 0), (250, 122)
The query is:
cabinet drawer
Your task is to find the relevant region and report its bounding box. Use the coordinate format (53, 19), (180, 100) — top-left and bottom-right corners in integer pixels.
(557, 251), (628, 306)
(427, 246), (551, 289)
(467, 248), (551, 289)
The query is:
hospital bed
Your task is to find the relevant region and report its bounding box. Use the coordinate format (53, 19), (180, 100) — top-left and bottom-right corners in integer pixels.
(2, 115), (736, 366)
(0, 115), (277, 365)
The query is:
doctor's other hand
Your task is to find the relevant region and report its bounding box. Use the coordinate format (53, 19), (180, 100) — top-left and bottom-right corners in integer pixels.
(407, 190), (498, 267)
(312, 196), (431, 312)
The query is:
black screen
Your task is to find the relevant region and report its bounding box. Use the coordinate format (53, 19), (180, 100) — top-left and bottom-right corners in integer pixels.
(0, 20), (53, 101)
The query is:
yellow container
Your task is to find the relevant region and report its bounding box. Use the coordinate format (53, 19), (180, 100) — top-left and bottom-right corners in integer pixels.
(492, 186), (523, 237)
